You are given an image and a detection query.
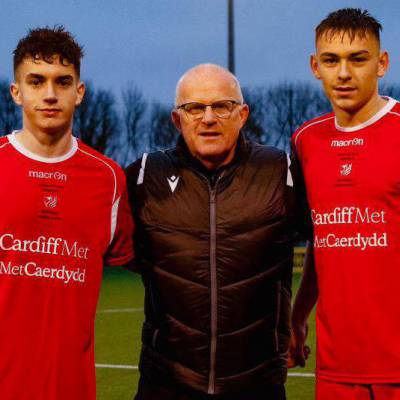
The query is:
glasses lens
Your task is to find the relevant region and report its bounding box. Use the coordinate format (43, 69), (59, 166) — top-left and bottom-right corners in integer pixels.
(211, 101), (234, 118)
(180, 101), (237, 119)
(183, 103), (206, 116)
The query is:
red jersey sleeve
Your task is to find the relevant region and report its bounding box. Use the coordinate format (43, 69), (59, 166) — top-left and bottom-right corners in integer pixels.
(291, 131), (313, 241)
(105, 171), (135, 267)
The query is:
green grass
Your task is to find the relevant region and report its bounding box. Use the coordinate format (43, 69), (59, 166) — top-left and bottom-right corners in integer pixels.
(95, 267), (316, 399)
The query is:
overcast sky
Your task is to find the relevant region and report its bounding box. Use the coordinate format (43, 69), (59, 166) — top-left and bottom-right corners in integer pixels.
(1, 0), (399, 104)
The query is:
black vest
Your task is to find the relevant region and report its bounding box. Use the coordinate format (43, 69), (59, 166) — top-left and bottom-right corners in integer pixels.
(126, 138), (295, 395)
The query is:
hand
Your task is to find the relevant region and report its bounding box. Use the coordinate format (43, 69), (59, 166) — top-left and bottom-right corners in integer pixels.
(287, 320), (310, 368)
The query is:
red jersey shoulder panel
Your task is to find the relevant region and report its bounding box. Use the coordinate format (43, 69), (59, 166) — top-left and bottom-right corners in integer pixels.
(291, 112), (334, 157)
(75, 140), (125, 203)
(0, 136), (11, 150)
(388, 99), (400, 118)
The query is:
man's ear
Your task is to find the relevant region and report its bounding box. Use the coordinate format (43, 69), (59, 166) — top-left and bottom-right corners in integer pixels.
(377, 50), (389, 78)
(171, 109), (182, 132)
(238, 104), (249, 128)
(75, 81), (86, 106)
(310, 54), (322, 80)
(10, 82), (22, 106)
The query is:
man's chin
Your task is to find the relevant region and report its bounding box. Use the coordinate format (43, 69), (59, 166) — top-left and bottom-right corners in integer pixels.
(331, 98), (363, 113)
(37, 121), (70, 135)
(195, 149), (233, 167)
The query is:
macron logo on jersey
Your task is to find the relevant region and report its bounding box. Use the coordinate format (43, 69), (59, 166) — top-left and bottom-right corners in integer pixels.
(331, 138), (364, 147)
(28, 170), (67, 182)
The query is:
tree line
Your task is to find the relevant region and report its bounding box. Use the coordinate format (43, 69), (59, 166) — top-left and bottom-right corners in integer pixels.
(1, 78), (399, 165)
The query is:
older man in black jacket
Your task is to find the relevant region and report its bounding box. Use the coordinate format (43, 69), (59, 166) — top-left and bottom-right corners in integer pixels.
(126, 64), (295, 400)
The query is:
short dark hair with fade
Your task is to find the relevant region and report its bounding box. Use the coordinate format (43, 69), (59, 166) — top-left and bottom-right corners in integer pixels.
(316, 8), (382, 44)
(13, 26), (84, 76)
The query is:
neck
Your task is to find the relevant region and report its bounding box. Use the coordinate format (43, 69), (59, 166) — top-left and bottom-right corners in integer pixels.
(17, 123), (73, 158)
(198, 146), (237, 171)
(334, 93), (387, 128)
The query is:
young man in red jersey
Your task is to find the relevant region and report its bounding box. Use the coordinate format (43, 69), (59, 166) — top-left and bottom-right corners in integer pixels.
(290, 8), (400, 400)
(1, 27), (134, 399)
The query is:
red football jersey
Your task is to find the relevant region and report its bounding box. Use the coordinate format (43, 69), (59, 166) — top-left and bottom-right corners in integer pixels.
(293, 97), (400, 383)
(0, 132), (134, 399)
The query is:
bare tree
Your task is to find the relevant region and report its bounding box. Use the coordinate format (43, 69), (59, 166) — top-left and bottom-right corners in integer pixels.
(0, 79), (21, 135)
(119, 85), (147, 165)
(73, 82), (119, 155)
(381, 82), (400, 100)
(266, 82), (331, 150)
(148, 102), (178, 151)
(243, 82), (331, 150)
(241, 86), (269, 143)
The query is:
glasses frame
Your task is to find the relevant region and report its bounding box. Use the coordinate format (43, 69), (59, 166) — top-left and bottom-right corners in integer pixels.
(176, 100), (242, 120)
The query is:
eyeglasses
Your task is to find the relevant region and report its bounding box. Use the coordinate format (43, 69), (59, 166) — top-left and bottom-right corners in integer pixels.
(176, 100), (242, 119)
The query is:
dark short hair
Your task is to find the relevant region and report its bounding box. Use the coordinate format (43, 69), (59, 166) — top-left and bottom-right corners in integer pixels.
(316, 8), (382, 44)
(13, 26), (84, 76)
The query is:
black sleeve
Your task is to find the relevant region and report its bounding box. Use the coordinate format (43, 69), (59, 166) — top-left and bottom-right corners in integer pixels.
(124, 158), (145, 273)
(290, 145), (313, 242)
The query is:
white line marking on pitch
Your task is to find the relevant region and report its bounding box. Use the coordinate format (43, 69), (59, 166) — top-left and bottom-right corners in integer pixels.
(96, 308), (144, 314)
(96, 364), (138, 370)
(95, 364), (315, 377)
(288, 372), (315, 377)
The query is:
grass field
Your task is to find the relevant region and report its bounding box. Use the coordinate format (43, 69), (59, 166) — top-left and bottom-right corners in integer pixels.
(95, 267), (316, 400)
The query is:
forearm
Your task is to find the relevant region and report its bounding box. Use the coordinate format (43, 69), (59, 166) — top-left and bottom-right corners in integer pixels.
(292, 241), (318, 324)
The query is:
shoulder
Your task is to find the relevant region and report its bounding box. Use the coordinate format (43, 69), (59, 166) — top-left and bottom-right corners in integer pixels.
(249, 142), (286, 163)
(126, 148), (177, 180)
(388, 98), (400, 120)
(76, 140), (123, 178)
(247, 142), (289, 175)
(76, 140), (126, 201)
(0, 136), (10, 150)
(291, 112), (335, 149)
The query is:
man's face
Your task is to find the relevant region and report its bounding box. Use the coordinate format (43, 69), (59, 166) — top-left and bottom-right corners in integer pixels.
(311, 31), (388, 114)
(172, 72), (249, 168)
(11, 55), (85, 135)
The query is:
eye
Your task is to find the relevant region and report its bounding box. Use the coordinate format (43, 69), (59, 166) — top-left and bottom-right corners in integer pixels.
(57, 78), (73, 87)
(212, 101), (231, 112)
(183, 103), (205, 115)
(29, 79), (42, 87)
(323, 58), (337, 64)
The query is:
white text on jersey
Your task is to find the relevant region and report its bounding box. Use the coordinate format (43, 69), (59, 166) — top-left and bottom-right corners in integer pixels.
(0, 234), (89, 260)
(28, 170), (67, 182)
(331, 138), (364, 147)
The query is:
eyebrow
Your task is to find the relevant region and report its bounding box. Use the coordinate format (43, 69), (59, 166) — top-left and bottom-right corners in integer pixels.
(26, 73), (45, 80)
(25, 73), (74, 80)
(320, 50), (370, 57)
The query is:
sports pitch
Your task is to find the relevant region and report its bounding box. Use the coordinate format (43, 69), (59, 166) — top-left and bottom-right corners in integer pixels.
(95, 268), (316, 400)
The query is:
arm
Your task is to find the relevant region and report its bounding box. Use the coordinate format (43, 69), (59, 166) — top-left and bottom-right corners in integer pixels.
(123, 158), (145, 274)
(288, 241), (318, 367)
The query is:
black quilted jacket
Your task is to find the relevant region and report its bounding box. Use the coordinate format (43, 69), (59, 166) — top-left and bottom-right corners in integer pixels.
(125, 135), (295, 395)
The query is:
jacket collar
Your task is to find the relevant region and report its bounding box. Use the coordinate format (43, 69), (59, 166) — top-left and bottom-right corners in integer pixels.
(175, 132), (249, 179)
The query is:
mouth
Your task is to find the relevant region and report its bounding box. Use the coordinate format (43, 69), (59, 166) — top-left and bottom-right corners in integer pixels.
(38, 109), (62, 116)
(333, 87), (356, 95)
(199, 131), (221, 138)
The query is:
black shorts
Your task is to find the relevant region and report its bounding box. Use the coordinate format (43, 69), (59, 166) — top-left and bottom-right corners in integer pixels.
(134, 376), (286, 400)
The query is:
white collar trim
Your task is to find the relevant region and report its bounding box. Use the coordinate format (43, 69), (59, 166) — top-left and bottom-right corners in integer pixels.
(335, 97), (397, 132)
(8, 131), (78, 163)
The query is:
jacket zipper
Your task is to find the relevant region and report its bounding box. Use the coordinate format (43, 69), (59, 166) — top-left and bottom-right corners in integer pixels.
(207, 174), (223, 394)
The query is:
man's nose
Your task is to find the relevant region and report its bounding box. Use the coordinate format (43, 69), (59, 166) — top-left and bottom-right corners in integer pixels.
(201, 105), (217, 124)
(43, 83), (58, 104)
(338, 60), (351, 81)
